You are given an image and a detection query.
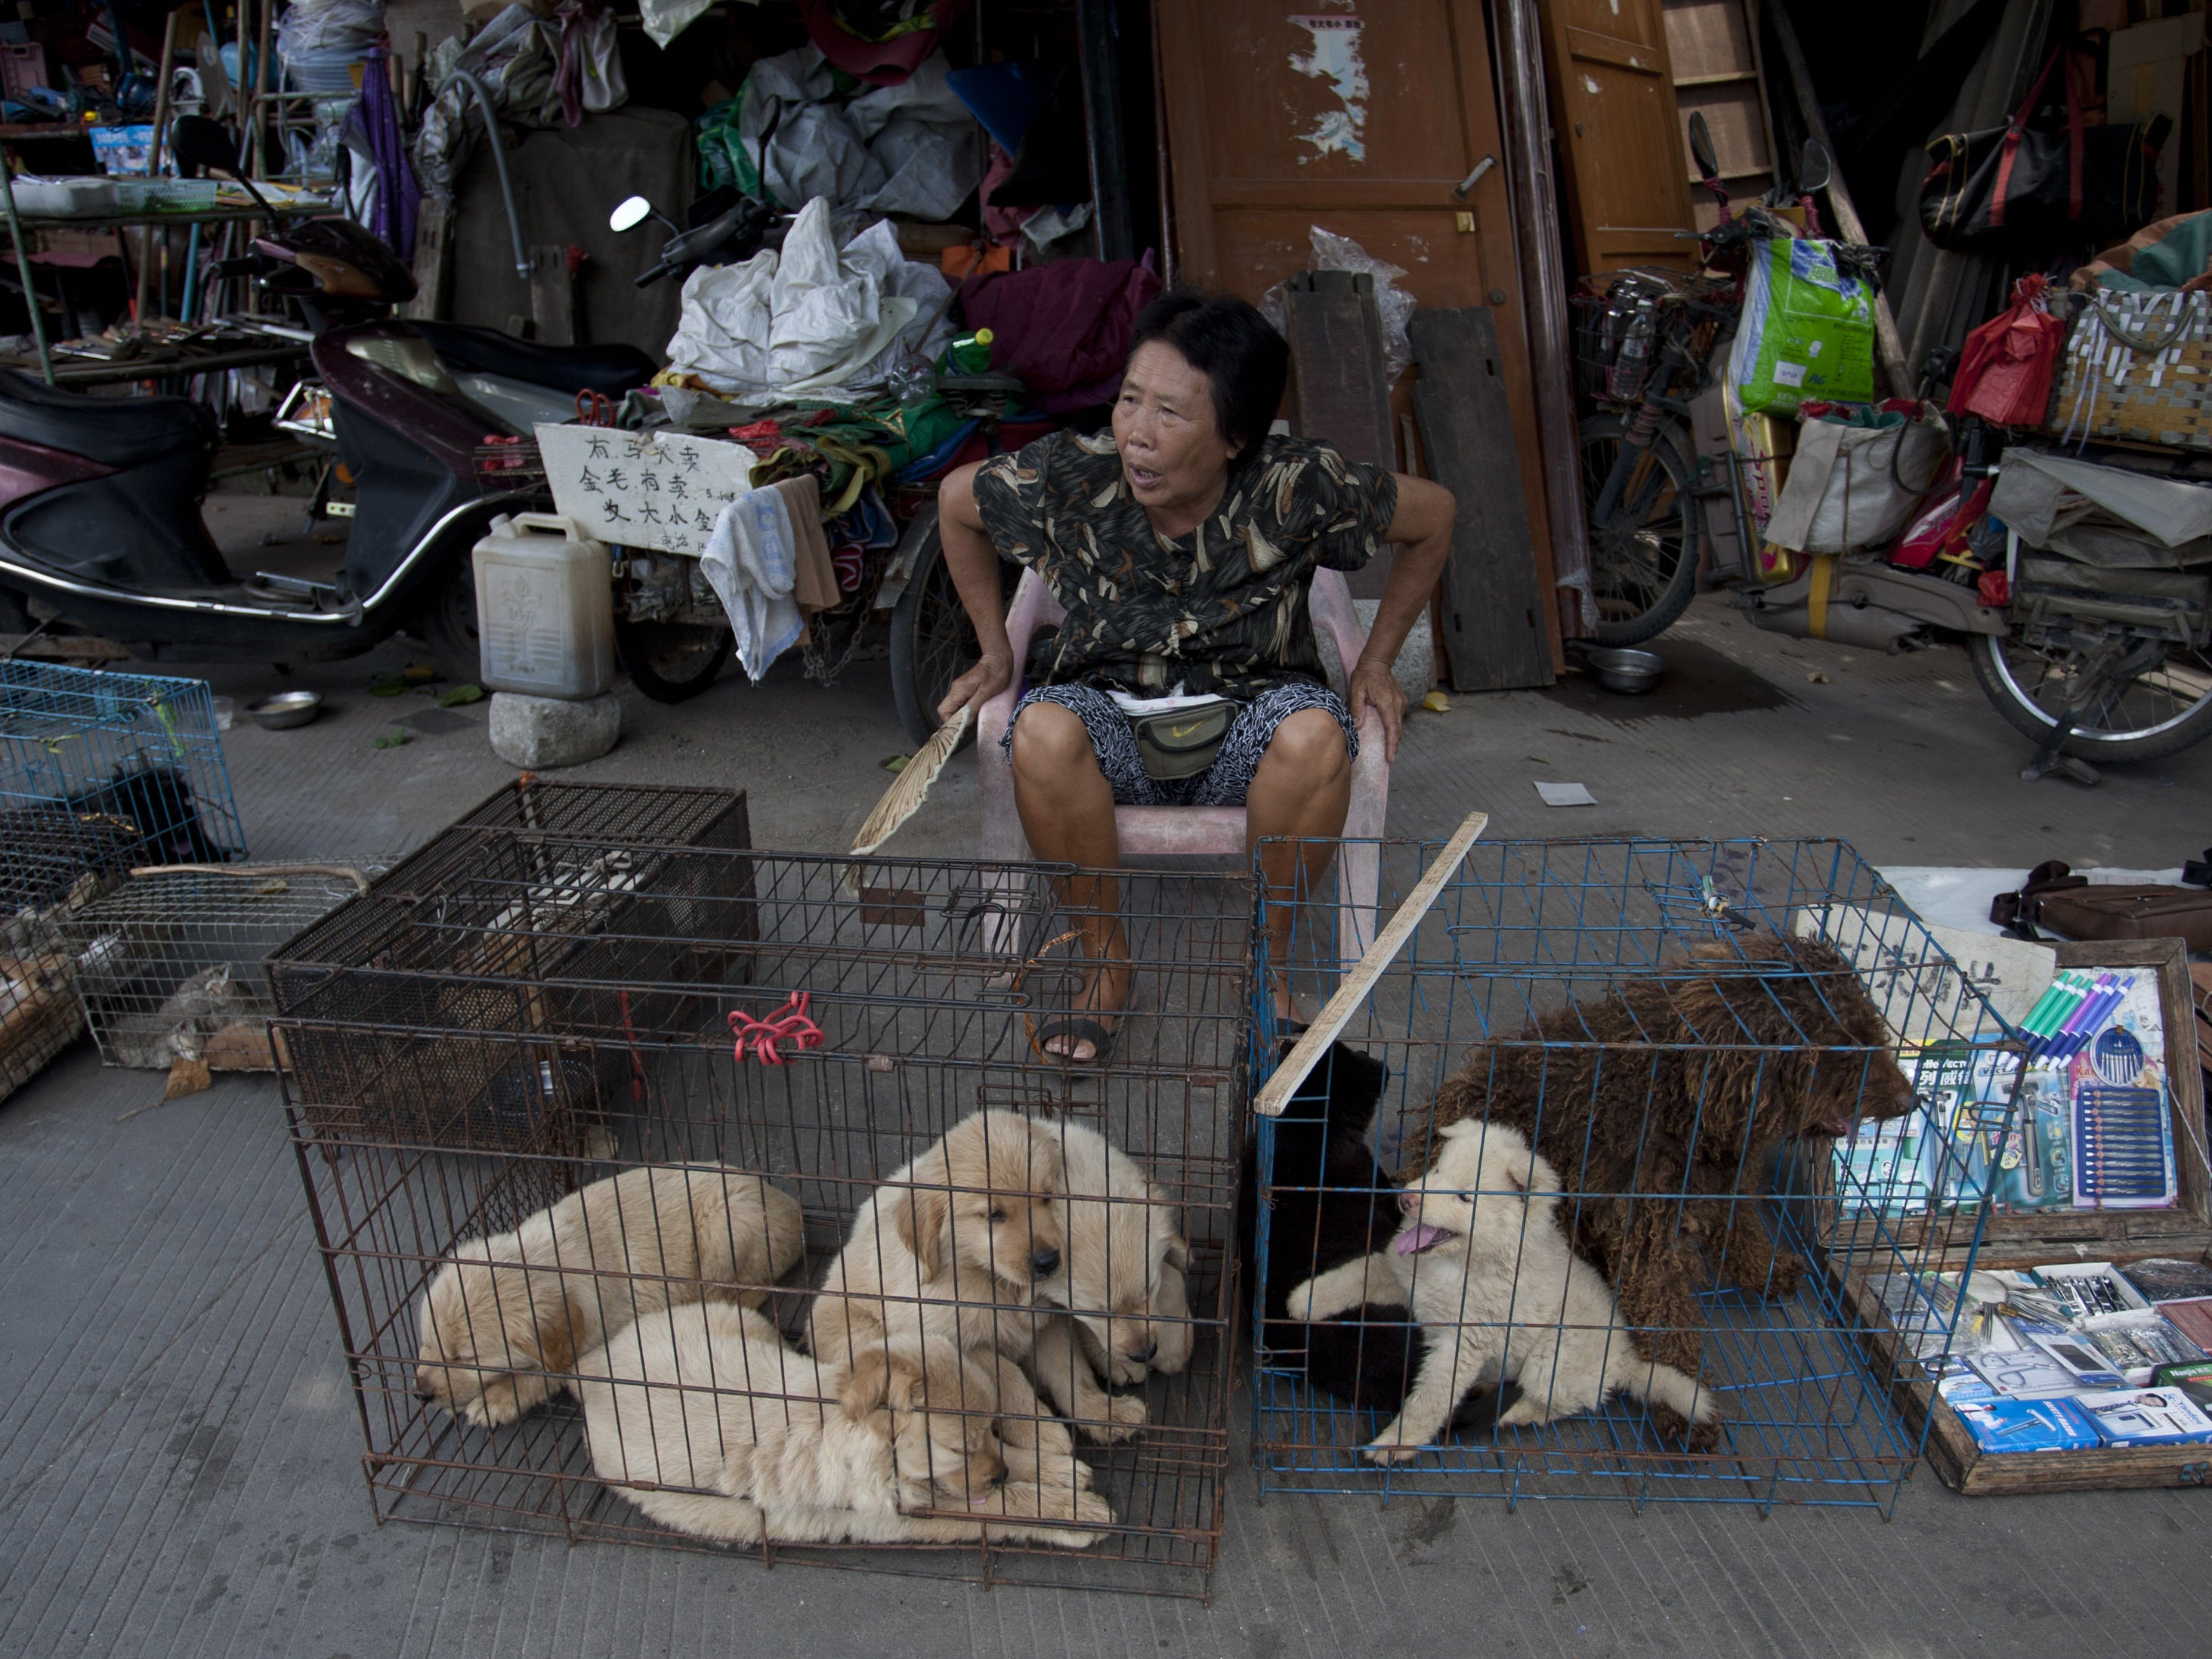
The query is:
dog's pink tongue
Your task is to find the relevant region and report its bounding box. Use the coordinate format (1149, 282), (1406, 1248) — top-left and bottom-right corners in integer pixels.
(1395, 1222), (1447, 1256)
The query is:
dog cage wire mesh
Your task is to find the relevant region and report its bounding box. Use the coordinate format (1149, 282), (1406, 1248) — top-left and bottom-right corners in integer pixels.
(0, 660), (248, 915)
(1247, 835), (2016, 1514)
(280, 833), (1247, 1596)
(48, 864), (374, 1070)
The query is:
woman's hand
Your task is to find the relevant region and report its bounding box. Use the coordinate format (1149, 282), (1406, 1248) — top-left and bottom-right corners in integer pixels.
(937, 647), (1015, 724)
(1347, 656), (1408, 764)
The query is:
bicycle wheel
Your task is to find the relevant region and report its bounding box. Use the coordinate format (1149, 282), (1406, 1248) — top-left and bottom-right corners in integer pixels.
(1578, 412), (1701, 645)
(890, 509), (1006, 749)
(1969, 629), (2212, 765)
(614, 614), (732, 703)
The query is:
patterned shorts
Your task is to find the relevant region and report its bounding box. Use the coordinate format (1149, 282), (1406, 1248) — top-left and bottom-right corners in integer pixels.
(1002, 681), (1358, 807)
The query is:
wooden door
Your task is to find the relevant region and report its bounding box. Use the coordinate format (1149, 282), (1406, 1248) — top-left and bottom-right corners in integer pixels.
(1156, 0), (1559, 650)
(1540, 0), (1700, 273)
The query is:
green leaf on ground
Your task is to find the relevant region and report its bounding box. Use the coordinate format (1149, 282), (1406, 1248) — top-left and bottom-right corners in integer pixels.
(438, 683), (485, 706)
(882, 754), (910, 773)
(371, 727), (409, 749)
(369, 682), (407, 697)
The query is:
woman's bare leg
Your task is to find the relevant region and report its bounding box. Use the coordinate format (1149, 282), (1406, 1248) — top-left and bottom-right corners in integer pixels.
(1244, 709), (1352, 1025)
(1009, 702), (1128, 1061)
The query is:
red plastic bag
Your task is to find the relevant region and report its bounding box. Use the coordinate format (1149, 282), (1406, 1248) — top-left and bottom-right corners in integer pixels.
(1892, 460), (1992, 570)
(1947, 274), (2065, 425)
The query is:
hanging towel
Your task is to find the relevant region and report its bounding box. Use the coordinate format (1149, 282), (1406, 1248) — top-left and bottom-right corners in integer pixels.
(771, 474), (843, 614)
(701, 487), (805, 681)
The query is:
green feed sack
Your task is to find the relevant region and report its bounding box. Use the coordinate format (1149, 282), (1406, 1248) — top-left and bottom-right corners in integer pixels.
(1729, 238), (1876, 416)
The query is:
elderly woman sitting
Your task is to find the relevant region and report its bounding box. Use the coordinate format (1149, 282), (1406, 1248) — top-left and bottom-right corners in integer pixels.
(935, 290), (1454, 1061)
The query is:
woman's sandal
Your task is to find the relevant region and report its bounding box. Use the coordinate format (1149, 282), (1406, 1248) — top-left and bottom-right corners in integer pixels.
(1034, 982), (1140, 1065)
(1033, 1015), (1121, 1064)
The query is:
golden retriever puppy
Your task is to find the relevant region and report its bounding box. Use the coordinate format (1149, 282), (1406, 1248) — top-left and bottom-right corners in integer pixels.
(416, 1166), (804, 1429)
(806, 1109), (1075, 1485)
(1029, 1120), (1193, 1442)
(576, 1302), (1111, 1547)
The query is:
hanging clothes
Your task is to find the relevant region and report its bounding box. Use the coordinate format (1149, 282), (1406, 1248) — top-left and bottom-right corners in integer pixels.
(357, 45), (419, 261)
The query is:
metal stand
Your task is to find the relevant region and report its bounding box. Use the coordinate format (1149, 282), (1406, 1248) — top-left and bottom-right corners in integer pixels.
(0, 159), (56, 386)
(2018, 636), (2166, 786)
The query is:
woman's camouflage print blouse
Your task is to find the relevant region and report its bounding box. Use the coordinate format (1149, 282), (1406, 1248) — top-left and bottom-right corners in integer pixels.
(972, 428), (1397, 699)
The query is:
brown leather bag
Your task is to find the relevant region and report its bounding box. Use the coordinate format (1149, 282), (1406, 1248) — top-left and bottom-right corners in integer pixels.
(1991, 859), (2212, 951)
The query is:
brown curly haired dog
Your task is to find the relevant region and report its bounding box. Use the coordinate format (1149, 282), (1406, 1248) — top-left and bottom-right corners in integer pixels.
(1401, 935), (1914, 1451)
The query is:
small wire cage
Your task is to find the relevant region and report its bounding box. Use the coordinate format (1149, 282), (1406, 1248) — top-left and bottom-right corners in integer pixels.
(282, 842), (1249, 1596)
(51, 864), (372, 1070)
(1246, 836), (2015, 1515)
(0, 660), (248, 913)
(269, 781), (753, 1149)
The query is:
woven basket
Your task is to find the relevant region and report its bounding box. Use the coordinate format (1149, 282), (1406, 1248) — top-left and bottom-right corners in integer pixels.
(2050, 290), (2212, 450)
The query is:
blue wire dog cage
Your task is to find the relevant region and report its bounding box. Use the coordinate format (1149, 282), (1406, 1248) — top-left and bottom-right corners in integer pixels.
(1, 659), (247, 912)
(1245, 836), (2016, 1515)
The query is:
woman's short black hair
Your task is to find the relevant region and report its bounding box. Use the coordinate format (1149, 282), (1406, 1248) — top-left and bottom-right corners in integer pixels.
(1126, 289), (1289, 461)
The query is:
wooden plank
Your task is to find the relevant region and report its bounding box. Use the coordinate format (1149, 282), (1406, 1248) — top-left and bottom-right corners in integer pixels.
(1563, 24), (1670, 73)
(1282, 272), (1398, 600)
(1283, 273), (1395, 467)
(403, 196), (452, 323)
(1255, 810), (1489, 1117)
(1408, 307), (1556, 692)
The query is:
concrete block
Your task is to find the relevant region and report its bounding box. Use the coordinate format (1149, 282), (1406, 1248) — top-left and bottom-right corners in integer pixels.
(1316, 601), (1434, 704)
(488, 690), (620, 768)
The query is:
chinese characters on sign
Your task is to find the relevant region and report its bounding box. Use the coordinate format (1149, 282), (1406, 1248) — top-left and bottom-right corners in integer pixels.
(536, 424), (755, 557)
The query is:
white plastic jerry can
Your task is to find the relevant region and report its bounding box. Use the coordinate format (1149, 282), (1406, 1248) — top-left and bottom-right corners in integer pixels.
(470, 513), (616, 698)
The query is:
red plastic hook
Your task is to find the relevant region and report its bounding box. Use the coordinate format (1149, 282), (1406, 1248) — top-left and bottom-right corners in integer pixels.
(729, 991), (825, 1067)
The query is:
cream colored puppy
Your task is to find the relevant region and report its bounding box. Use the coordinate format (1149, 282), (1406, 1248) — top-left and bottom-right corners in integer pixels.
(1287, 1120), (1717, 1463)
(577, 1301), (1111, 1547)
(416, 1166), (804, 1428)
(1029, 1120), (1193, 1442)
(806, 1111), (1080, 1483)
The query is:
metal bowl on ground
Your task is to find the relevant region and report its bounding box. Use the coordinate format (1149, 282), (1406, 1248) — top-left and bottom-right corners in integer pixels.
(246, 690), (324, 730)
(1577, 646), (1667, 694)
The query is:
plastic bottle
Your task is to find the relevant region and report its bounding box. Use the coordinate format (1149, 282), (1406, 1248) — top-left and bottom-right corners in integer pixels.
(887, 348), (937, 405)
(944, 326), (993, 375)
(470, 514), (616, 697)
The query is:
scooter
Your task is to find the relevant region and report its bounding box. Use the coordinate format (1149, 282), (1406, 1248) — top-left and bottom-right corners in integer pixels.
(0, 213), (655, 680)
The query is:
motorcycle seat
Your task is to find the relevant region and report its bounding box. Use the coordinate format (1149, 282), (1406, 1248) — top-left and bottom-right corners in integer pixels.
(410, 324), (657, 399)
(0, 369), (216, 468)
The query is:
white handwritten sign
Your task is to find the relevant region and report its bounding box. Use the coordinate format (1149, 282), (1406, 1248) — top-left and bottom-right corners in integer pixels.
(535, 424), (755, 557)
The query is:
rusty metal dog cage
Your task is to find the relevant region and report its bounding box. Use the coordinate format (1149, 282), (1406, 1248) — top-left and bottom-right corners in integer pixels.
(1246, 836), (2016, 1515)
(269, 780), (753, 1151)
(282, 839), (1249, 1596)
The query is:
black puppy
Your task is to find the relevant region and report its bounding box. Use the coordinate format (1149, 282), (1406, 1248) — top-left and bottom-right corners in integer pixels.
(69, 762), (233, 866)
(1238, 1040), (1515, 1426)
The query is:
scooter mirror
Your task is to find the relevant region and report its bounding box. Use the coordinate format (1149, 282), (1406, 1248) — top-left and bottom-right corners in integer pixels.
(1686, 112), (1719, 181)
(610, 195), (654, 234)
(1799, 140), (1833, 195)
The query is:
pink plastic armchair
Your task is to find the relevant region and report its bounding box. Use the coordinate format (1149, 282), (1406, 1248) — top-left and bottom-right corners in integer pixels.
(976, 565), (1389, 965)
